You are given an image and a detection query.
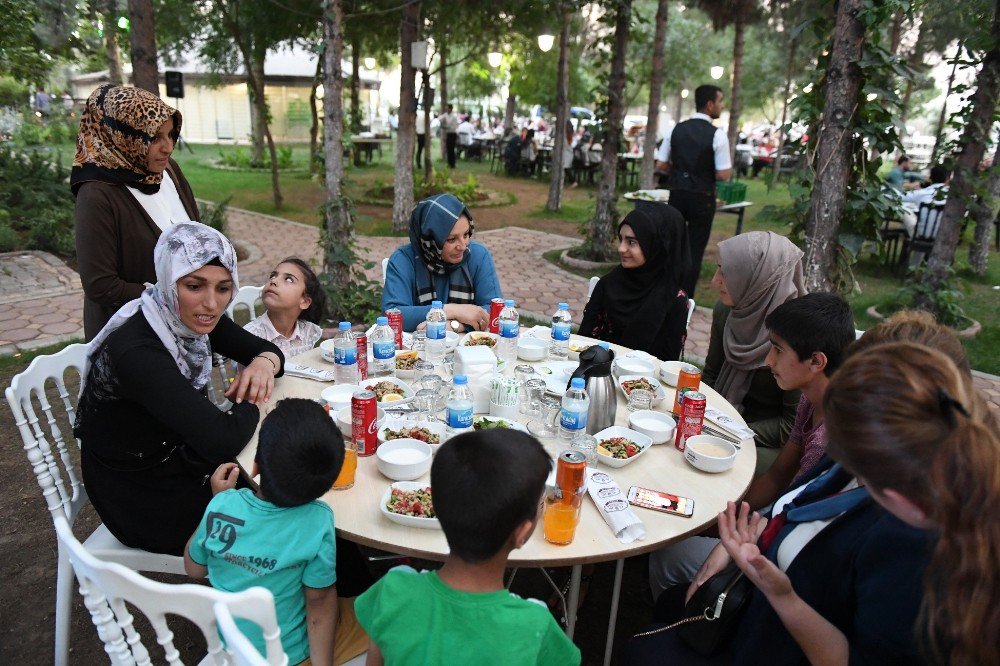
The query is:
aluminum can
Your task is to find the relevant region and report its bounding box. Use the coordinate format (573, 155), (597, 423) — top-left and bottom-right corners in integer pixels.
(488, 298), (505, 334)
(351, 390), (379, 456)
(556, 450), (588, 497)
(385, 308), (404, 349)
(671, 363), (703, 414)
(355, 333), (368, 381)
(674, 391), (706, 452)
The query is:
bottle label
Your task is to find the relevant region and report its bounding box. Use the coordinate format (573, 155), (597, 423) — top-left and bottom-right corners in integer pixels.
(499, 320), (519, 339)
(334, 345), (356, 365)
(552, 322), (571, 341)
(426, 321), (446, 340)
(560, 407), (587, 431)
(373, 342), (395, 360)
(447, 406), (473, 428)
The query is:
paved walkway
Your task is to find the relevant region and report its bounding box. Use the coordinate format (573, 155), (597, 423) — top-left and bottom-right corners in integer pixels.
(0, 207), (994, 411)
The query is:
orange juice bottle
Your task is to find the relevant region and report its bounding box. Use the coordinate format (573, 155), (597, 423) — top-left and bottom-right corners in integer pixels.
(543, 501), (580, 545)
(333, 446), (358, 490)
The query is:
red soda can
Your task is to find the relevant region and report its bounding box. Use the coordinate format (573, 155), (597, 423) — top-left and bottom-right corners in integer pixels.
(488, 298), (505, 334)
(674, 391), (706, 452)
(351, 390), (379, 456)
(355, 333), (368, 381)
(556, 450), (588, 507)
(671, 364), (702, 414)
(385, 308), (404, 348)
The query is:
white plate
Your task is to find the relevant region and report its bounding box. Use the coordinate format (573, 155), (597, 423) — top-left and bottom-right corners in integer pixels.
(623, 189), (670, 202)
(379, 482), (440, 529)
(593, 426), (653, 468)
(378, 420), (449, 446)
(533, 361), (580, 396)
(459, 331), (500, 350)
(472, 415), (529, 433)
(617, 374), (667, 407)
(357, 378), (416, 403)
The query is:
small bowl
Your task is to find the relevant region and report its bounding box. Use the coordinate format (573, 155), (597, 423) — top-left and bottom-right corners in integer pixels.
(335, 405), (386, 437)
(321, 384), (359, 413)
(614, 356), (657, 378)
(659, 361), (688, 386)
(358, 378), (416, 403)
(379, 420), (448, 446)
(618, 374), (668, 407)
(593, 425), (653, 468)
(683, 435), (737, 473)
(567, 341), (593, 361)
(376, 438), (433, 481)
(379, 482), (440, 529)
(319, 339), (338, 363)
(627, 410), (676, 445)
(394, 350), (420, 379)
(460, 331), (500, 349)
(445, 330), (460, 350)
(517, 337), (547, 362)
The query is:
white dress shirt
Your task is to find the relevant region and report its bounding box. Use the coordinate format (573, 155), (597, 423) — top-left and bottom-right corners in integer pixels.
(655, 112), (732, 171)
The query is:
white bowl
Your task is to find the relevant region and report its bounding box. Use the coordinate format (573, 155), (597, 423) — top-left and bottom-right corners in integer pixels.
(321, 384), (360, 412)
(683, 435), (737, 473)
(460, 331), (500, 349)
(378, 420), (448, 446)
(357, 378), (416, 403)
(319, 339), (338, 363)
(593, 425), (653, 468)
(394, 350), (420, 379)
(613, 356), (657, 378)
(567, 341), (593, 361)
(445, 330), (460, 350)
(472, 415), (529, 433)
(628, 410), (676, 445)
(376, 438), (433, 481)
(517, 337), (548, 362)
(659, 361), (689, 386)
(335, 405), (387, 437)
(617, 374), (668, 407)
(379, 481), (440, 529)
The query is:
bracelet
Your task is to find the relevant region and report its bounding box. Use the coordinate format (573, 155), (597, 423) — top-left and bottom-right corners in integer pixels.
(254, 354), (278, 373)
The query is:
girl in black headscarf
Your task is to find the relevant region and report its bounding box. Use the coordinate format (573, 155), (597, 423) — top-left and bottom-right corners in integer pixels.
(579, 204), (691, 361)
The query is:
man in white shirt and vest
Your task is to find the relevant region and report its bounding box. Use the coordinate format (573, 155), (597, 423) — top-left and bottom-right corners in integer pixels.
(655, 85), (732, 298)
(439, 104), (459, 169)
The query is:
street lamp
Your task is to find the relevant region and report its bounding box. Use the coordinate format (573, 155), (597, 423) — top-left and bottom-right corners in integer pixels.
(537, 29), (555, 52)
(710, 66), (724, 80)
(364, 57), (376, 70)
(681, 88), (689, 99)
(488, 51), (503, 68)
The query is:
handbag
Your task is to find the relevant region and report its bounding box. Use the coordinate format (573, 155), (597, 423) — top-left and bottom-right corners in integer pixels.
(633, 564), (753, 656)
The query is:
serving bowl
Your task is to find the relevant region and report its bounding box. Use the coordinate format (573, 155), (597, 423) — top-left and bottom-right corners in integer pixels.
(567, 341), (593, 361)
(394, 350), (420, 379)
(376, 438), (433, 481)
(593, 425), (653, 468)
(617, 374), (668, 407)
(379, 481), (440, 529)
(318, 339), (338, 363)
(613, 356), (657, 378)
(659, 360), (689, 386)
(516, 337), (548, 362)
(335, 405), (386, 437)
(357, 378), (416, 403)
(472, 415), (529, 433)
(321, 384), (359, 413)
(683, 435), (737, 473)
(627, 410), (676, 445)
(460, 331), (500, 349)
(378, 420), (448, 446)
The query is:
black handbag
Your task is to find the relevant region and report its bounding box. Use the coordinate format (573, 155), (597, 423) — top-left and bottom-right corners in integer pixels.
(633, 564), (754, 656)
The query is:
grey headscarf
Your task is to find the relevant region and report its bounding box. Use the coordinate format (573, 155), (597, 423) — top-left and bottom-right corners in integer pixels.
(715, 231), (806, 409)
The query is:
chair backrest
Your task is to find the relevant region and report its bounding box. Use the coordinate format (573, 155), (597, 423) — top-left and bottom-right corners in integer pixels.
(587, 276), (599, 299)
(227, 285), (264, 323)
(915, 201), (945, 240)
(686, 298), (696, 329)
(215, 603), (269, 666)
(54, 515), (288, 666)
(381, 257), (390, 286)
(5, 343), (89, 525)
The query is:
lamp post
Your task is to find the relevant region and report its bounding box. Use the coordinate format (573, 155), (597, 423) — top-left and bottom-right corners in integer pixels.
(364, 56), (376, 70)
(710, 65), (724, 80)
(487, 51), (503, 68)
(537, 29), (555, 53)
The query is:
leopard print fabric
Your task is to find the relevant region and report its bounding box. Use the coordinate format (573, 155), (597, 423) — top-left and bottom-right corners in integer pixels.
(71, 85), (182, 195)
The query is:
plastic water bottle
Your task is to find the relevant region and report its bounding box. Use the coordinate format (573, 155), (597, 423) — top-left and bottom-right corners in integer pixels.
(549, 302), (572, 359)
(425, 300), (447, 363)
(370, 316), (396, 378)
(560, 377), (590, 441)
(446, 375), (474, 434)
(497, 299), (520, 364)
(333, 321), (359, 384)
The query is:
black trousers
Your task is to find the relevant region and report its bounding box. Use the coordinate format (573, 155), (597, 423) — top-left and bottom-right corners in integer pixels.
(446, 132), (457, 168)
(415, 134), (426, 168)
(669, 189), (717, 299)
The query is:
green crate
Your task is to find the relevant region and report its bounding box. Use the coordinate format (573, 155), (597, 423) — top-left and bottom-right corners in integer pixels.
(717, 181), (747, 204)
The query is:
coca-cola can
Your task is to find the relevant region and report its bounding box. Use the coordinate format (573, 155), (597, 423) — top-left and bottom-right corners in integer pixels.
(355, 333), (368, 381)
(385, 308), (404, 348)
(674, 391), (706, 452)
(351, 390), (379, 456)
(489, 298), (505, 334)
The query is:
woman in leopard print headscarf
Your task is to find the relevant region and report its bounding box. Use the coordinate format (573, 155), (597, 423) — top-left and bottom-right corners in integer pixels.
(71, 84), (204, 340)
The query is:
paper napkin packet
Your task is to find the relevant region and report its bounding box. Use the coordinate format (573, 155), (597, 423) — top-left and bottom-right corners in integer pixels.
(586, 467), (646, 544)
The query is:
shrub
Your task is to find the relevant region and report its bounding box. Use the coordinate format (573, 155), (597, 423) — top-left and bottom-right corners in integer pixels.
(0, 144), (75, 257)
(0, 222), (19, 252)
(199, 196), (231, 234)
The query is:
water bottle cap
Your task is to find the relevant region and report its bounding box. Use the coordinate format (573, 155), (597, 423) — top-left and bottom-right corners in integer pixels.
(558, 302), (569, 309)
(431, 300), (443, 308)
(570, 378), (585, 389)
(453, 375), (468, 385)
(339, 321), (351, 330)
(376, 316), (388, 325)
(597, 342), (610, 349)
(504, 299), (515, 307)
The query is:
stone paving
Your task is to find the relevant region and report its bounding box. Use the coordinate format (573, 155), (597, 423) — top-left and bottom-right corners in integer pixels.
(0, 206), (993, 411)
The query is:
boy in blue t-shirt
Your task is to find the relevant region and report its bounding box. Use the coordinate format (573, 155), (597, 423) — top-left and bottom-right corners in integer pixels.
(355, 429), (581, 666)
(184, 398), (367, 665)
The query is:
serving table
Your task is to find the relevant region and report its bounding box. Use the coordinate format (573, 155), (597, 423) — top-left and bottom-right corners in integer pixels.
(237, 334), (755, 665)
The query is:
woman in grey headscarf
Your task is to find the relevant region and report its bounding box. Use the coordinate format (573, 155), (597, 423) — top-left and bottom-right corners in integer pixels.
(702, 231), (806, 473)
(74, 222), (284, 555)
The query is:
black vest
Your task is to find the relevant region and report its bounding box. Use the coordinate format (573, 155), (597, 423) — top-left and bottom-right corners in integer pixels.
(667, 118), (718, 196)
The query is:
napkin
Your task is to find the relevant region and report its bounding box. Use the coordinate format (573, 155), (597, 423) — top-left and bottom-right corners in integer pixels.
(455, 346), (498, 413)
(586, 468), (646, 544)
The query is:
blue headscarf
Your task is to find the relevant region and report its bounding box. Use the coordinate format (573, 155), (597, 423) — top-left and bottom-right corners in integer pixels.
(408, 194), (476, 304)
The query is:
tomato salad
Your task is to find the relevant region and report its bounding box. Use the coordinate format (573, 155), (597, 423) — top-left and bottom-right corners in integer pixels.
(386, 486), (435, 518)
(621, 378), (658, 395)
(463, 334), (497, 348)
(598, 437), (642, 459)
(365, 380), (406, 401)
(382, 426), (440, 444)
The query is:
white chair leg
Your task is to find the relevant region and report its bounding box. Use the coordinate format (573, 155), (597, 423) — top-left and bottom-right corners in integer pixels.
(55, 542), (75, 666)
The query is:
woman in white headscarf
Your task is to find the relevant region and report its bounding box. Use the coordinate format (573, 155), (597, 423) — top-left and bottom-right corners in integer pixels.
(74, 222), (284, 556)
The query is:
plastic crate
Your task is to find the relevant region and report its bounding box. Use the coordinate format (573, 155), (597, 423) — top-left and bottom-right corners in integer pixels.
(717, 181), (747, 204)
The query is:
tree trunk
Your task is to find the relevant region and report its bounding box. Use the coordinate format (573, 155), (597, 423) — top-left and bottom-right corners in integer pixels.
(769, 36), (797, 190)
(102, 0), (123, 86)
(898, 27), (925, 139)
(392, 0), (420, 233)
(439, 38), (448, 161)
(640, 0), (669, 189)
(351, 38), (362, 165)
(726, 9), (746, 167)
(917, 0), (1000, 310)
(802, 0), (865, 293)
(248, 61), (266, 165)
(931, 43), (961, 165)
(503, 93), (516, 134)
(546, 10), (573, 212)
(322, 0), (353, 289)
(309, 55), (321, 174)
(969, 141), (1000, 274)
(889, 8), (904, 55)
(423, 68), (433, 182)
(125, 0), (158, 94)
(589, 0), (631, 262)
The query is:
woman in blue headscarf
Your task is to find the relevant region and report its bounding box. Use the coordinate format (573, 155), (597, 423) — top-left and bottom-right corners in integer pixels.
(382, 194), (503, 331)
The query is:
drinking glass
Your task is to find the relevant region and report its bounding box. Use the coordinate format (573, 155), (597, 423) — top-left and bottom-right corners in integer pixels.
(411, 329), (426, 352)
(520, 378), (547, 417)
(529, 396), (561, 438)
(332, 445), (357, 490)
(413, 360), (435, 382)
(627, 388), (654, 412)
(414, 388), (438, 419)
(514, 365), (535, 384)
(542, 487), (587, 545)
(570, 434), (598, 466)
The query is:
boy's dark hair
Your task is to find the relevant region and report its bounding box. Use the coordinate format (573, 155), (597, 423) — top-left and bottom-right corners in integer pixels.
(764, 292), (855, 376)
(929, 164), (949, 184)
(280, 256), (326, 325)
(695, 85), (722, 111)
(897, 154), (910, 165)
(255, 398), (344, 507)
(431, 430), (551, 563)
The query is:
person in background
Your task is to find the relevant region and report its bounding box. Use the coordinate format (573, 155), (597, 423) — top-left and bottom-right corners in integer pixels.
(244, 257), (326, 359)
(562, 120), (578, 188)
(885, 154), (924, 191)
(899, 164), (950, 237)
(415, 114), (426, 169)
(439, 104), (459, 169)
(33, 86), (51, 118)
(382, 194), (502, 332)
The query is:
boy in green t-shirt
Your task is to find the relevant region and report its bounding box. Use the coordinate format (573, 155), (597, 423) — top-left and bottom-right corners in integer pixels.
(184, 398), (368, 665)
(355, 429), (581, 666)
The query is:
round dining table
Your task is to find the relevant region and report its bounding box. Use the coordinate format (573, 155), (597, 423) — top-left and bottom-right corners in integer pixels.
(237, 328), (756, 665)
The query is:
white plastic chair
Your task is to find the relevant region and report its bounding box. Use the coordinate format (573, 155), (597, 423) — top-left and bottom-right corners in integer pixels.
(381, 257), (390, 286)
(226, 285), (264, 322)
(54, 514), (288, 666)
(4, 344), (184, 666)
(207, 285), (265, 406)
(686, 298), (696, 329)
(587, 276), (599, 299)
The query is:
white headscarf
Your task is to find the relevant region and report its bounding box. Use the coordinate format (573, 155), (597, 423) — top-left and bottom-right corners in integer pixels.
(85, 222), (239, 391)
